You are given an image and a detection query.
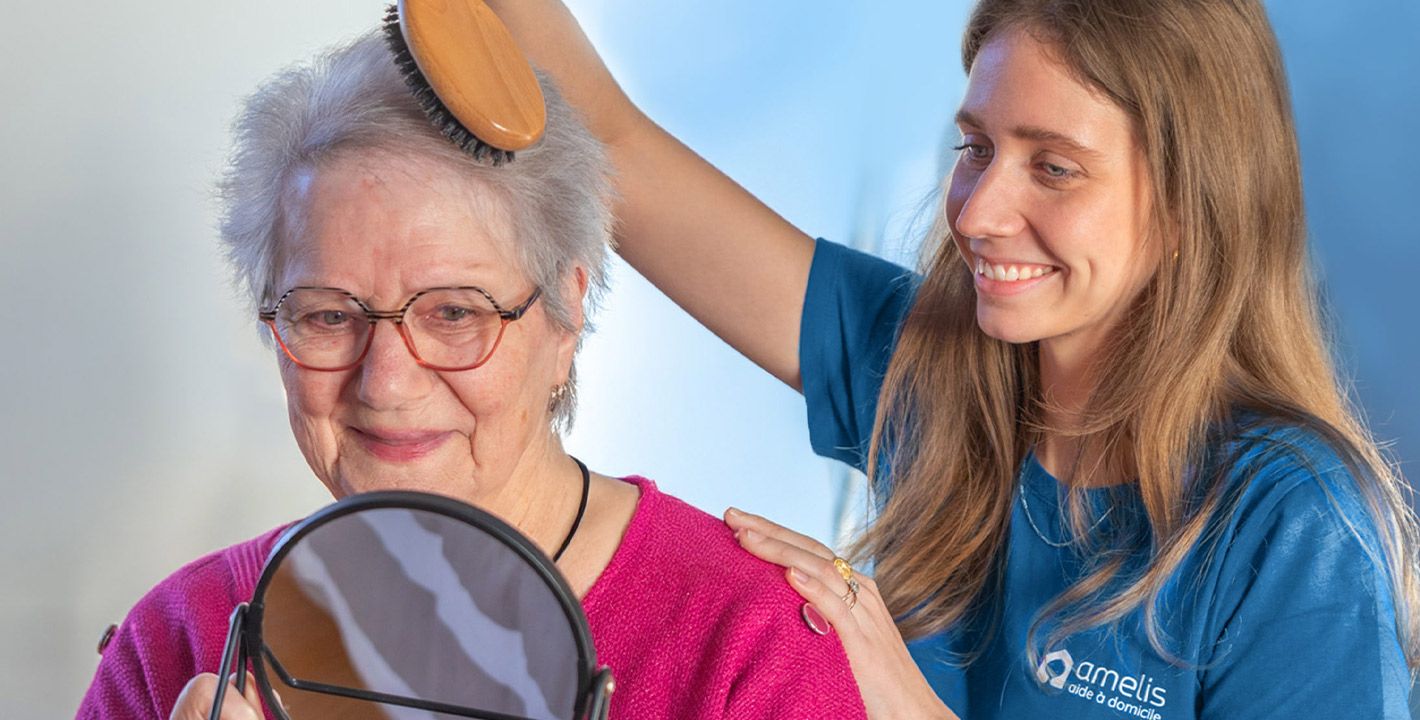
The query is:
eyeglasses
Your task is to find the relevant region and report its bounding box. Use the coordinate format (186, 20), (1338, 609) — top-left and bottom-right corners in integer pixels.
(259, 286), (542, 372)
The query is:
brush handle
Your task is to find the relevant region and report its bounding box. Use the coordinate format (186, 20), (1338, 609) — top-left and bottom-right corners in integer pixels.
(400, 0), (546, 151)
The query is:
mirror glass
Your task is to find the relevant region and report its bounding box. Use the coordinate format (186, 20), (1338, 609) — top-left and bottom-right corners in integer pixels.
(259, 507), (580, 719)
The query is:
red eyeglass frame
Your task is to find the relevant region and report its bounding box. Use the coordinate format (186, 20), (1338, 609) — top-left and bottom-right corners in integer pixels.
(258, 285), (543, 372)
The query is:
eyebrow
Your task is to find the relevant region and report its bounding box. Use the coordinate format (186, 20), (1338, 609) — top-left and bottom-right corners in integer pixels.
(955, 109), (1106, 160)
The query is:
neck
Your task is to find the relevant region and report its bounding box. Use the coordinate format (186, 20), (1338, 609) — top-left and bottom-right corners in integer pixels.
(466, 431), (583, 559)
(1035, 334), (1106, 486)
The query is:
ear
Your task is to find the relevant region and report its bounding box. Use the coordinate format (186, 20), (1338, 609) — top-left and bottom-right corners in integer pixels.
(553, 266), (589, 382)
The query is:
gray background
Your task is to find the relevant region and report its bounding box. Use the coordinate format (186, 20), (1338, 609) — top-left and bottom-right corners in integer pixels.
(1, 1), (1415, 717)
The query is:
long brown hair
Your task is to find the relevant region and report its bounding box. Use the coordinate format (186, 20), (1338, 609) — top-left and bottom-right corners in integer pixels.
(855, 0), (1420, 668)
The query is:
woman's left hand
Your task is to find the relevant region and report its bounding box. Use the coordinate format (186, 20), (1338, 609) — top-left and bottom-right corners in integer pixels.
(725, 507), (960, 720)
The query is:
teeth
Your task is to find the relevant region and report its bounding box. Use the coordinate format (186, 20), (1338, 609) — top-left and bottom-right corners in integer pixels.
(975, 255), (1053, 282)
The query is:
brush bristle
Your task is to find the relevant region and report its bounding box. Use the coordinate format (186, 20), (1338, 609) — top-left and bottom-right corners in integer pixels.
(382, 4), (515, 166)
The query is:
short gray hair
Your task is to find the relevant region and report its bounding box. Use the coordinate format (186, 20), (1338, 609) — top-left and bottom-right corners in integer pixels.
(219, 30), (613, 428)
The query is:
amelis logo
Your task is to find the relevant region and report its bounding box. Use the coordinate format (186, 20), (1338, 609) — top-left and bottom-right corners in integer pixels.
(1037, 648), (1169, 719)
(1036, 649), (1073, 689)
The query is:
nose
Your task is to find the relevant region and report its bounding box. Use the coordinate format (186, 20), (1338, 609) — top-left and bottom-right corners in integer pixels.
(949, 159), (1027, 241)
(354, 320), (434, 410)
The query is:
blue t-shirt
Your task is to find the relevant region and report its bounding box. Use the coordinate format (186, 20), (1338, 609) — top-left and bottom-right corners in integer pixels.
(799, 238), (1410, 720)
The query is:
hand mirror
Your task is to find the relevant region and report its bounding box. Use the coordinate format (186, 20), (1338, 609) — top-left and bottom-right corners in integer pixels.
(208, 491), (613, 720)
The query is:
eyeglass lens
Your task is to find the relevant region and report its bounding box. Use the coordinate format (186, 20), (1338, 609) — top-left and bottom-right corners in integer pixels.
(270, 288), (505, 370)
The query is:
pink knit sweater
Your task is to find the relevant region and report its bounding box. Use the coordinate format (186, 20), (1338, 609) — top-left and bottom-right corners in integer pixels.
(77, 477), (867, 719)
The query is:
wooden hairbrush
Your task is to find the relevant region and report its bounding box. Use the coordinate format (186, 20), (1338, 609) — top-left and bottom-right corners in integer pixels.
(384, 0), (546, 165)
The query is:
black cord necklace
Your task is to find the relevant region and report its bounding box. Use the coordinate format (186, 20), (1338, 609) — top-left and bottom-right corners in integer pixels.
(551, 456), (590, 562)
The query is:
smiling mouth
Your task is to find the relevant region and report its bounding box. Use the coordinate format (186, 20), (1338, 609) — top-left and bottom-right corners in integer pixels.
(974, 255), (1059, 282)
(351, 427), (453, 462)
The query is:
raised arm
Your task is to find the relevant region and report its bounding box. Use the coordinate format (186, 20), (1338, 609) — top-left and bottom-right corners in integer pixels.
(485, 0), (813, 388)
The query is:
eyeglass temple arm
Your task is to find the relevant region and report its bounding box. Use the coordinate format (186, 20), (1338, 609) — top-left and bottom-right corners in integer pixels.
(500, 287), (542, 321)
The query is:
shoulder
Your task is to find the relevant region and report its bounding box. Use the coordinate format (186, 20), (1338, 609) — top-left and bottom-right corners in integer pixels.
(1212, 418), (1376, 544)
(124, 523), (287, 633)
(808, 237), (919, 286)
(1194, 420), (1411, 714)
(1202, 416), (1400, 629)
(804, 237), (918, 330)
(587, 478), (865, 718)
(608, 477), (816, 615)
(78, 524), (290, 719)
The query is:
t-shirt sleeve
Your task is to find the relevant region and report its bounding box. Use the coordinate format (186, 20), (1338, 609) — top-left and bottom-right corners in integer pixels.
(798, 238), (918, 472)
(1199, 446), (1410, 719)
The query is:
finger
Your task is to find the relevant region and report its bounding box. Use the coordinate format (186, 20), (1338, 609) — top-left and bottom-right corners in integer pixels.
(740, 528), (882, 619)
(846, 577), (900, 640)
(171, 674), (217, 720)
(786, 560), (897, 645)
(740, 529), (856, 595)
(786, 566), (861, 632)
(725, 507), (835, 558)
(170, 674), (262, 720)
(238, 671), (262, 712)
(220, 673), (263, 720)
(786, 568), (909, 696)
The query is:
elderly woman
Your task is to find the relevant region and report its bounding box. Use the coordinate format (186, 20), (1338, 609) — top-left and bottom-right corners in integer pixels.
(76, 31), (866, 720)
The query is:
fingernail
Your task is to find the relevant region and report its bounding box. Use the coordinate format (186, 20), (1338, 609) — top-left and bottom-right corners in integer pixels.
(801, 602), (832, 635)
(789, 567), (807, 582)
(726, 507), (742, 518)
(741, 529), (757, 543)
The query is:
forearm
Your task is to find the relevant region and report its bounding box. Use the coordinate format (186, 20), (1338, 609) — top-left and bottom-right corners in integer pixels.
(487, 0), (813, 387)
(612, 115), (813, 387)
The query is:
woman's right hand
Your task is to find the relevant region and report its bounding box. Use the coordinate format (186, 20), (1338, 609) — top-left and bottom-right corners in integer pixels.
(169, 672), (264, 720)
(484, 0), (816, 388)
(727, 508), (960, 720)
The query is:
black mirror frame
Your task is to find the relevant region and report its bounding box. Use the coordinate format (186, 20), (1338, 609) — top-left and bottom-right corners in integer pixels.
(209, 490), (610, 720)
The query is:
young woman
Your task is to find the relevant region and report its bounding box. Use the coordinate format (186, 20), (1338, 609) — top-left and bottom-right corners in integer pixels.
(488, 0), (1420, 717)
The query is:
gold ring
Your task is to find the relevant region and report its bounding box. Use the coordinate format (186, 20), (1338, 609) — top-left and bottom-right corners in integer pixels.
(833, 556), (854, 584)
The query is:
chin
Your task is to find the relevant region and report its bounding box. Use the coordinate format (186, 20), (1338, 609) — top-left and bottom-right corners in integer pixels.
(329, 460), (465, 499)
(975, 309), (1044, 345)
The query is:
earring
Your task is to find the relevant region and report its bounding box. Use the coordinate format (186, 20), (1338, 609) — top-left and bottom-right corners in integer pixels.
(548, 383), (568, 411)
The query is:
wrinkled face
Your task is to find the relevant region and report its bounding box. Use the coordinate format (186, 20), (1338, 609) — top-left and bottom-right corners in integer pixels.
(948, 27), (1159, 356)
(274, 151), (576, 500)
